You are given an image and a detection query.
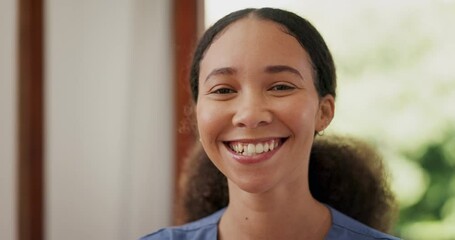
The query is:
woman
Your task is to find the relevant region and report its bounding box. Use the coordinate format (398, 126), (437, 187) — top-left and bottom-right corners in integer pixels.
(142, 7), (399, 239)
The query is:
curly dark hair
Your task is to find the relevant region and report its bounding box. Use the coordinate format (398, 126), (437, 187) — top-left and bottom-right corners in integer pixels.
(177, 136), (397, 233)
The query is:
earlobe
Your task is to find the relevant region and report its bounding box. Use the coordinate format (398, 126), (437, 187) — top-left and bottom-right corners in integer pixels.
(316, 95), (335, 132)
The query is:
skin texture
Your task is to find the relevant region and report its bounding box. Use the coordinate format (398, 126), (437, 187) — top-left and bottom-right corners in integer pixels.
(196, 17), (335, 240)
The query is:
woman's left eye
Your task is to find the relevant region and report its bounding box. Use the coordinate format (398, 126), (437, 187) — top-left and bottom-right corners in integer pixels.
(269, 84), (295, 91)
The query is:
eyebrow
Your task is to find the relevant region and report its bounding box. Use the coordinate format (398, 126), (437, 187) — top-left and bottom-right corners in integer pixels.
(205, 67), (237, 82)
(264, 65), (304, 80)
(204, 65), (304, 82)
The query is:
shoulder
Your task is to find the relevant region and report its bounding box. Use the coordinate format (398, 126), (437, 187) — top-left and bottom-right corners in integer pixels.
(326, 206), (400, 240)
(139, 208), (225, 240)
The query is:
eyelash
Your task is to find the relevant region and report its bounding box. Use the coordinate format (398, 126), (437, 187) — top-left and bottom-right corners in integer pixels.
(269, 84), (295, 91)
(210, 87), (236, 95)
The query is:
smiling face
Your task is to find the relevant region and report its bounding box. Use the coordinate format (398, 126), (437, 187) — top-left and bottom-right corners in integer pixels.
(196, 17), (334, 194)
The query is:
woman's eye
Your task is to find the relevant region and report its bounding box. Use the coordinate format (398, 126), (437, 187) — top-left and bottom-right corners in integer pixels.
(211, 88), (235, 94)
(270, 84), (295, 91)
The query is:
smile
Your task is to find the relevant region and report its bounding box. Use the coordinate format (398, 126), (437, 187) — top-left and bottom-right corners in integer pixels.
(226, 138), (285, 156)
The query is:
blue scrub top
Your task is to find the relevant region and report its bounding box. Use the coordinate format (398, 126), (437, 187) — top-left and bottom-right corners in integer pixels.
(141, 206), (400, 240)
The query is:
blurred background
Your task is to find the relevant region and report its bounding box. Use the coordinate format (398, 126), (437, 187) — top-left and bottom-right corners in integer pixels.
(1, 0), (454, 239)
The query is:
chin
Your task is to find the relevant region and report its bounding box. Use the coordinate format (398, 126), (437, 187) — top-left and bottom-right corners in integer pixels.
(229, 176), (276, 194)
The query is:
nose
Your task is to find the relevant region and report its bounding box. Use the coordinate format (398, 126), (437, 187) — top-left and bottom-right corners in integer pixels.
(232, 92), (273, 128)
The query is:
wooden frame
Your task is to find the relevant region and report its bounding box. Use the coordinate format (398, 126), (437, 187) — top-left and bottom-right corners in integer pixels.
(17, 0), (45, 239)
(172, 0), (201, 222)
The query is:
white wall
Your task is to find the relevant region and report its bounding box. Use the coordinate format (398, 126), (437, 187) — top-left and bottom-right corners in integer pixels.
(0, 0), (17, 239)
(46, 0), (173, 239)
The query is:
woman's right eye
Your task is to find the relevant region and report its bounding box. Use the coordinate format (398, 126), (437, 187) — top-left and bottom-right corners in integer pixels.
(211, 88), (236, 94)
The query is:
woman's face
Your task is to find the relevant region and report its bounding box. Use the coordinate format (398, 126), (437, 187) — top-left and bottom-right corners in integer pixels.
(196, 18), (334, 194)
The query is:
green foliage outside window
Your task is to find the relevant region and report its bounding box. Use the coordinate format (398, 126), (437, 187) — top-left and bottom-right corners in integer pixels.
(322, 2), (455, 239)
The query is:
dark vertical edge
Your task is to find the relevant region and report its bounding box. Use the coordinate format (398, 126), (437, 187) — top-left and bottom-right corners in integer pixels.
(17, 0), (45, 239)
(172, 0), (199, 223)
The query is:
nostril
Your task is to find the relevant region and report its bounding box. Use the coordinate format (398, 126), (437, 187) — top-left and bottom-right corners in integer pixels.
(256, 120), (270, 127)
(232, 110), (273, 128)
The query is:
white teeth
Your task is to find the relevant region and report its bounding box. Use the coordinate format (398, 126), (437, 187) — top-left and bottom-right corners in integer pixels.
(269, 142), (277, 151)
(255, 143), (264, 153)
(247, 144), (255, 155)
(229, 139), (281, 155)
(237, 144), (242, 152)
(264, 142), (269, 152)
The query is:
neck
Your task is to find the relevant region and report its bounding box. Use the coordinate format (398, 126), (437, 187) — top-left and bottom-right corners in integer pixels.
(219, 179), (331, 240)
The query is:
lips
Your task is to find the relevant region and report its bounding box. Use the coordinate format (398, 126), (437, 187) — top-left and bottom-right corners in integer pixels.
(225, 138), (285, 156)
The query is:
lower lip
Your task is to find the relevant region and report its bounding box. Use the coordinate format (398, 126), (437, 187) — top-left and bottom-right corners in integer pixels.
(228, 145), (280, 165)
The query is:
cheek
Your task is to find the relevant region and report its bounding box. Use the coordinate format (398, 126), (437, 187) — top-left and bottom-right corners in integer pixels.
(196, 102), (222, 142)
(290, 111), (317, 136)
(196, 103), (228, 172)
(276, 99), (319, 134)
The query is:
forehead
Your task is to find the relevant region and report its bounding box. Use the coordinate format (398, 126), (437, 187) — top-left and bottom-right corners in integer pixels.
(200, 18), (312, 75)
